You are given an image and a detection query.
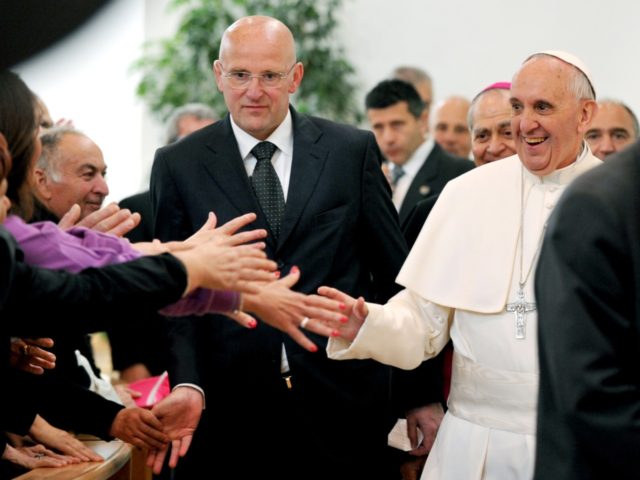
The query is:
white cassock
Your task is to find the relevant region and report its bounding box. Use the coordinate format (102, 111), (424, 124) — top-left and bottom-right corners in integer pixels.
(328, 146), (601, 480)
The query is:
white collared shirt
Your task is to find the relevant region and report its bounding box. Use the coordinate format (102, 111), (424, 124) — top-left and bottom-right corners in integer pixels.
(391, 138), (435, 210)
(230, 111), (294, 201)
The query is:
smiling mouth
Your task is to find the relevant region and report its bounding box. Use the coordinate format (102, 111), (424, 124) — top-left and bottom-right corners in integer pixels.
(524, 137), (547, 145)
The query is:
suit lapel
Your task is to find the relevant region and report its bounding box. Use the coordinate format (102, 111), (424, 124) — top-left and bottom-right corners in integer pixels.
(277, 110), (328, 250)
(398, 144), (443, 222)
(200, 116), (275, 248)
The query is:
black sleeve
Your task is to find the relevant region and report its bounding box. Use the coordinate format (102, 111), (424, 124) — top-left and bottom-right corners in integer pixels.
(401, 195), (439, 250)
(360, 132), (408, 302)
(5, 252), (187, 337)
(36, 377), (124, 440)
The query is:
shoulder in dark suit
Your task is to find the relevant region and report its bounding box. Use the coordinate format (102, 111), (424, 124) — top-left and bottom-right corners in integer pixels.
(534, 140), (640, 479)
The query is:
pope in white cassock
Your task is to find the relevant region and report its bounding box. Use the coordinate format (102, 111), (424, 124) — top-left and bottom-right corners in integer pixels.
(320, 51), (602, 480)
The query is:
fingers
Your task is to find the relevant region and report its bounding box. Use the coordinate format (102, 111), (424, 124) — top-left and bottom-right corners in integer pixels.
(108, 212), (141, 237)
(201, 211), (218, 231)
(217, 212), (257, 235)
(275, 266), (300, 288)
(224, 228), (268, 246)
(149, 445), (168, 475)
(354, 296), (369, 320)
(76, 203), (140, 237)
(226, 310), (258, 329)
(178, 436), (192, 458)
(26, 337), (55, 348)
(290, 327), (321, 352)
(28, 346), (57, 368)
(95, 209), (136, 234)
(317, 285), (354, 304)
(57, 204), (82, 230)
(76, 202), (119, 229)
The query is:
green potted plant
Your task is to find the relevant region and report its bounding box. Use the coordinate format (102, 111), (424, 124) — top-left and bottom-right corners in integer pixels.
(133, 0), (362, 124)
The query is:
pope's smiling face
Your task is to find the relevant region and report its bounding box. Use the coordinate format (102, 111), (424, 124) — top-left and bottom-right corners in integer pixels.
(510, 56), (596, 176)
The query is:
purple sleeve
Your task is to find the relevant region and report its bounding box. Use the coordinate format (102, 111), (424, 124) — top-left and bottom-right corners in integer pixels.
(159, 288), (241, 316)
(5, 214), (241, 317)
(4, 215), (141, 273)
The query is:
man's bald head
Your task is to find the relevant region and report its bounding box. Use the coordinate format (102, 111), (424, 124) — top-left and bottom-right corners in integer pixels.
(220, 16), (296, 66)
(214, 15), (304, 140)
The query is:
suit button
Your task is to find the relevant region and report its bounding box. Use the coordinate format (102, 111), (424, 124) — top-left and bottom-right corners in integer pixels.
(277, 261), (286, 270)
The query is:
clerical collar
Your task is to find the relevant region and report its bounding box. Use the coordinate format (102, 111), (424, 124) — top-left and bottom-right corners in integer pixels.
(230, 110), (294, 161)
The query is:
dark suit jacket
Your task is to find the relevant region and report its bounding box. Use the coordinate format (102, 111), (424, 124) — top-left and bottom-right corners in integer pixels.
(119, 190), (153, 243)
(397, 143), (474, 225)
(534, 140), (640, 479)
(150, 108), (408, 479)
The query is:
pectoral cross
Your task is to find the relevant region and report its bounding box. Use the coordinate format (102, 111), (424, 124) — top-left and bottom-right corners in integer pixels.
(506, 287), (536, 340)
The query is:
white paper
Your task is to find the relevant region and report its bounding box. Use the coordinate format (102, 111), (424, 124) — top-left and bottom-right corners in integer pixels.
(387, 418), (424, 451)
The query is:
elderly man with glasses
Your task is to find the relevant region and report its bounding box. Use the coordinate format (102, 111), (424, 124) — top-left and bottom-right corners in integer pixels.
(149, 15), (408, 480)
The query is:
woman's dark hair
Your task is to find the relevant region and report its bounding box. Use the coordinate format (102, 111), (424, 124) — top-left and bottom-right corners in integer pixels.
(0, 70), (37, 219)
(0, 132), (11, 182)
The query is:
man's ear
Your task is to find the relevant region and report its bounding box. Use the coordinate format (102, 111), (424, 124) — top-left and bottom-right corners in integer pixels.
(578, 99), (597, 133)
(33, 167), (52, 201)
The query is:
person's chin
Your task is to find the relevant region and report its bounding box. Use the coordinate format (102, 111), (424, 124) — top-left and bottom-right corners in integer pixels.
(521, 155), (554, 176)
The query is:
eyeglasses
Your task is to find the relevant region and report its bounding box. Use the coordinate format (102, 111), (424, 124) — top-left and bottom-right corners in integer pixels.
(219, 64), (296, 89)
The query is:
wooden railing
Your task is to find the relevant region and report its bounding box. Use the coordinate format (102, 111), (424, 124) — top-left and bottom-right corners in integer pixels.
(13, 439), (151, 480)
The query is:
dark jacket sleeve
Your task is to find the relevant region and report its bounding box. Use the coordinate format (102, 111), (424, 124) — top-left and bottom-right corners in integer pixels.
(4, 249), (187, 337)
(360, 132), (408, 302)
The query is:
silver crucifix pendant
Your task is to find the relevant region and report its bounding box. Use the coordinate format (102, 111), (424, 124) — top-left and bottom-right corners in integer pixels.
(506, 287), (536, 339)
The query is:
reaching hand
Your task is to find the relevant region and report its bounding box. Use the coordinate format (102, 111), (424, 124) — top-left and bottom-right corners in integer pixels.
(146, 387), (203, 474)
(58, 202), (141, 237)
(241, 267), (347, 352)
(406, 402), (444, 455)
(9, 337), (56, 374)
(317, 286), (369, 341)
(174, 242), (277, 295)
(109, 407), (169, 451)
(29, 415), (103, 463)
(186, 212), (268, 248)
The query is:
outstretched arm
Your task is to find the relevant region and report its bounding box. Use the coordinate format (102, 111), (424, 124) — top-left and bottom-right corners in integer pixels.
(319, 286), (451, 370)
(240, 268), (347, 352)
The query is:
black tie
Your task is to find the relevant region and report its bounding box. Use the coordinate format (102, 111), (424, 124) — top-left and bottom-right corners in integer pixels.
(250, 141), (285, 239)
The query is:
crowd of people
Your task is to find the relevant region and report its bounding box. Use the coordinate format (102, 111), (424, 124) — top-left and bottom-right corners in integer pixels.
(2, 12), (639, 480)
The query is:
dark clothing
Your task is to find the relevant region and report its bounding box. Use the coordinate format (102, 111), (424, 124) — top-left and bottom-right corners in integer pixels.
(113, 190), (169, 376)
(0, 226), (187, 457)
(534, 140), (640, 479)
(151, 108), (408, 479)
(119, 190), (153, 243)
(28, 200), (101, 384)
(397, 144), (474, 225)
